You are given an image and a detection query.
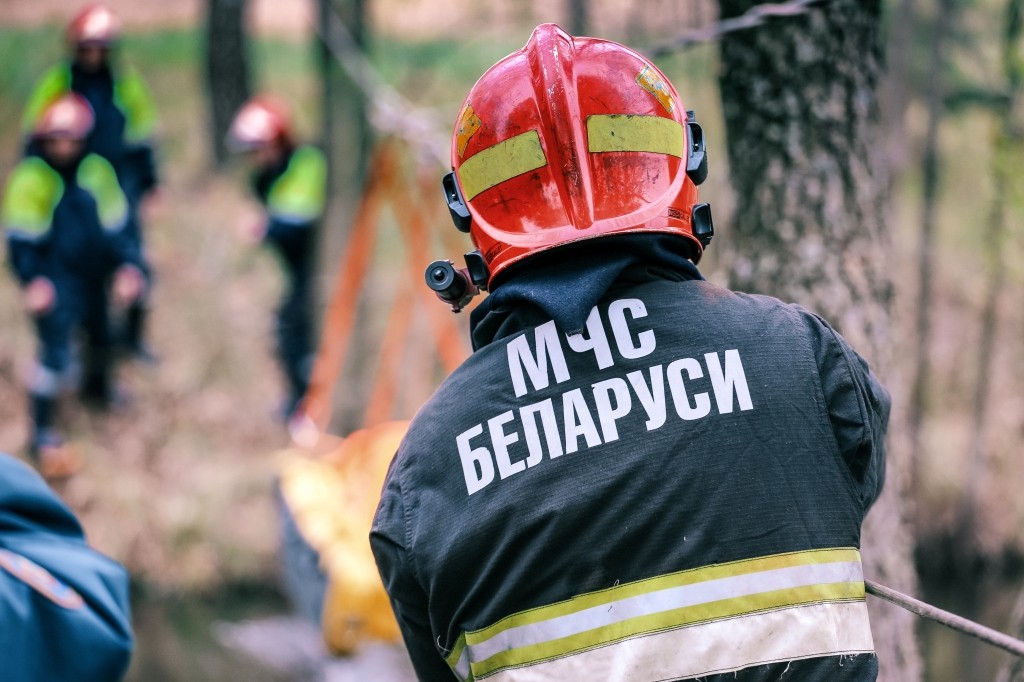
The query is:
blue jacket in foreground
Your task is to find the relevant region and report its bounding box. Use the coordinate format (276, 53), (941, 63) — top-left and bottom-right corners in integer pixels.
(0, 454), (133, 681)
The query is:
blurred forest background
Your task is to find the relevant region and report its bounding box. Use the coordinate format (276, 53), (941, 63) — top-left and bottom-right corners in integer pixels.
(1, 0), (1024, 680)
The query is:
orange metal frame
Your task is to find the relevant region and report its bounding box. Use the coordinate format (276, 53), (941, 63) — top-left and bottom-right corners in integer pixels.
(296, 140), (472, 442)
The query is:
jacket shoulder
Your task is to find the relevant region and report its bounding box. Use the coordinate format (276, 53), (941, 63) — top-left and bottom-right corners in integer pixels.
(21, 64), (72, 133)
(77, 154), (129, 231)
(2, 157), (64, 239)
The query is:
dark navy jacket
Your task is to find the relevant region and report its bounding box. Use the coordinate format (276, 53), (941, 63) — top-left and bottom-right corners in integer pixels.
(2, 153), (140, 287)
(0, 454), (133, 680)
(22, 61), (158, 208)
(250, 144), (326, 285)
(372, 264), (887, 681)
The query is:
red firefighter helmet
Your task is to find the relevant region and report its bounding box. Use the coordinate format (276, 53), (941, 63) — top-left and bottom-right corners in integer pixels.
(34, 93), (95, 140)
(66, 5), (122, 48)
(443, 23), (710, 286)
(227, 96), (294, 152)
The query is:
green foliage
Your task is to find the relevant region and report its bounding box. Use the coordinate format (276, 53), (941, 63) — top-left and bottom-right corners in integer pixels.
(0, 27), (63, 99)
(0, 27), (63, 135)
(120, 29), (200, 68)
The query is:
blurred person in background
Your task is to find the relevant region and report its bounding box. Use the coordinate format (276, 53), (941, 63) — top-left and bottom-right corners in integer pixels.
(227, 96), (326, 421)
(21, 3), (160, 362)
(0, 452), (133, 680)
(371, 24), (888, 681)
(2, 94), (145, 478)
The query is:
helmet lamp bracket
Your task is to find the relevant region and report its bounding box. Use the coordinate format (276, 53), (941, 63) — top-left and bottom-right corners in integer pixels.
(423, 251), (489, 313)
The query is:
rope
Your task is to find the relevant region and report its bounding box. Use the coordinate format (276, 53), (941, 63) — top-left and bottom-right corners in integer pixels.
(314, 5), (449, 167)
(865, 580), (1024, 658)
(646, 0), (831, 58)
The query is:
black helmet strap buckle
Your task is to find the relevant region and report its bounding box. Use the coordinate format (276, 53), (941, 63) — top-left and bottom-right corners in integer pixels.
(685, 110), (708, 186)
(442, 171), (471, 233)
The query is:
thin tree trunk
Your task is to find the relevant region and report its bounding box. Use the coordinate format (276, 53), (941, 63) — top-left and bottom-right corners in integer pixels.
(962, 0), (1019, 524)
(204, 0), (251, 167)
(907, 0), (956, 503)
(566, 0), (588, 36)
(961, 160), (1007, 541)
(716, 1), (922, 679)
(962, 0), (1023, 559)
(996, 585), (1024, 681)
(878, 0), (917, 176)
(317, 0), (372, 433)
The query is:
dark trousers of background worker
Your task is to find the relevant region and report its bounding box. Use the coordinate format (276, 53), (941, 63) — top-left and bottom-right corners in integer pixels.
(119, 250), (153, 360)
(109, 143), (156, 360)
(276, 272), (314, 419)
(29, 278), (116, 452)
(117, 181), (154, 361)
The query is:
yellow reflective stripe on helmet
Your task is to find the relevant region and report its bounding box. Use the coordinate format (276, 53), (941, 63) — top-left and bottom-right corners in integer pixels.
(460, 548), (865, 679)
(457, 130), (547, 201)
(586, 114), (683, 157)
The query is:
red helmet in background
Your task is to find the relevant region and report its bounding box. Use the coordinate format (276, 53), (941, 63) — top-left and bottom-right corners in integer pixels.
(227, 96), (294, 152)
(34, 93), (95, 140)
(67, 5), (122, 48)
(443, 23), (711, 287)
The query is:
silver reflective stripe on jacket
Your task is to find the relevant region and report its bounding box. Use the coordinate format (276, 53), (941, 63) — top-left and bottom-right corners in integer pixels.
(446, 548), (874, 681)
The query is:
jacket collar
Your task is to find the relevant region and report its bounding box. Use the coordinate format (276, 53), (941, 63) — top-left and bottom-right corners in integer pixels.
(470, 234), (703, 350)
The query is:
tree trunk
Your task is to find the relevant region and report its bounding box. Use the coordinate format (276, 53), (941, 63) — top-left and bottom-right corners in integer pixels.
(907, 0), (955, 507)
(317, 0), (372, 433)
(996, 583), (1024, 681)
(878, 0), (917, 176)
(204, 0), (252, 167)
(962, 0), (1022, 557)
(566, 0), (589, 35)
(716, 1), (922, 679)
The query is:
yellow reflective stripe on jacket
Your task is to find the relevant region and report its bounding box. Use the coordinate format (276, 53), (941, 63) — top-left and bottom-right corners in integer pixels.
(113, 66), (158, 142)
(484, 600), (873, 682)
(450, 548), (870, 680)
(22, 62), (156, 142)
(457, 130), (547, 201)
(21, 65), (72, 135)
(77, 154), (129, 231)
(586, 114), (684, 157)
(267, 145), (327, 223)
(2, 157), (64, 240)
(445, 633), (471, 681)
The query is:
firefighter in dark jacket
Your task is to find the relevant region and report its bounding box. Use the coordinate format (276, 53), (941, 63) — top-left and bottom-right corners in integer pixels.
(2, 94), (145, 477)
(21, 4), (160, 360)
(371, 24), (888, 681)
(227, 96), (326, 420)
(0, 452), (134, 680)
